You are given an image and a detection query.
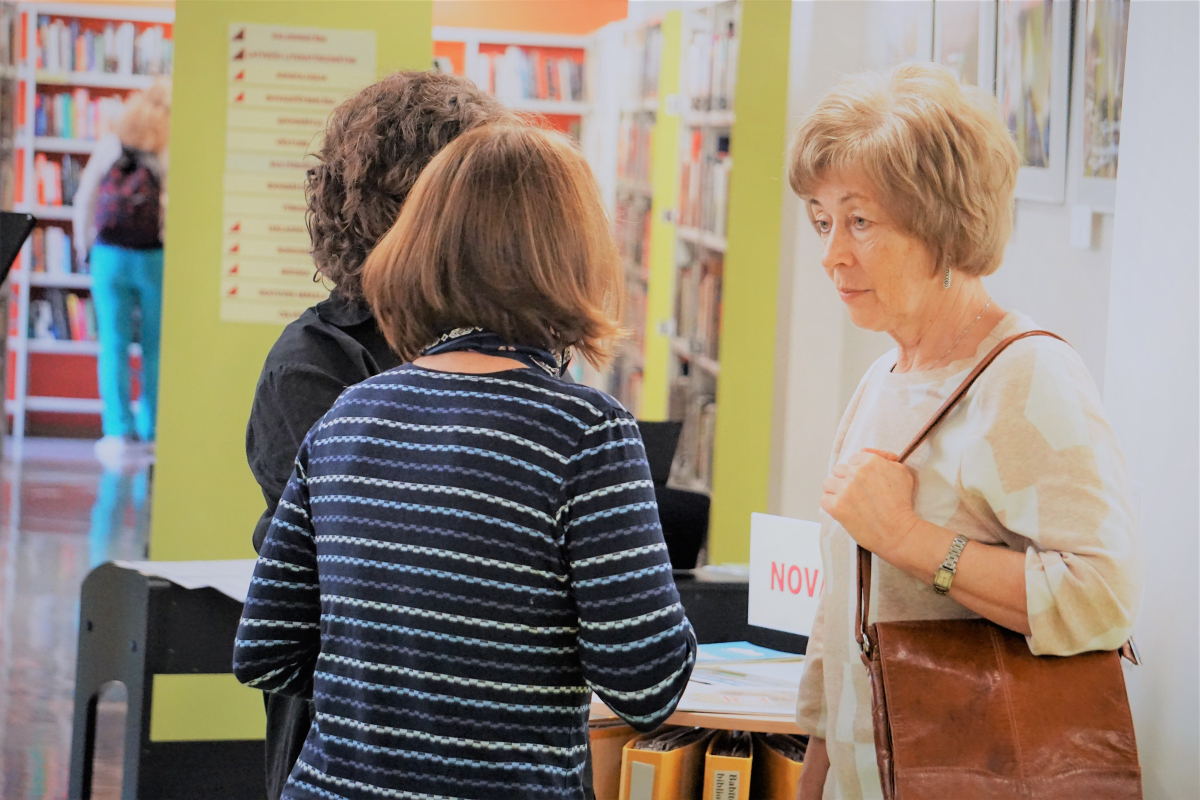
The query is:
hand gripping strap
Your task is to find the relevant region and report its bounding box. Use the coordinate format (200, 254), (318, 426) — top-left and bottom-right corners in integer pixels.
(855, 331), (1067, 659)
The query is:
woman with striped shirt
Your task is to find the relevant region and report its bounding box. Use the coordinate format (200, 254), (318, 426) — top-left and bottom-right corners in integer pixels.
(233, 124), (697, 800)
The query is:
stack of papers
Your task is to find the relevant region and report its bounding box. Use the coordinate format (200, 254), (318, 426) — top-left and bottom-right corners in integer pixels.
(675, 641), (805, 718)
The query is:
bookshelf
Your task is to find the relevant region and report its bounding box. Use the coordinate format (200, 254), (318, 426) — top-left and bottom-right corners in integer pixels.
(606, 19), (664, 416)
(665, 1), (739, 495)
(432, 27), (591, 140)
(6, 2), (173, 441)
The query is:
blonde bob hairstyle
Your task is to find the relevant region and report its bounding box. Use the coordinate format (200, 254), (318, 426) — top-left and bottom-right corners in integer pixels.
(361, 124), (624, 367)
(116, 79), (171, 155)
(788, 62), (1020, 277)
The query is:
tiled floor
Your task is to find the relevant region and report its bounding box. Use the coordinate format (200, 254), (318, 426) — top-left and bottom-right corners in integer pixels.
(0, 438), (152, 800)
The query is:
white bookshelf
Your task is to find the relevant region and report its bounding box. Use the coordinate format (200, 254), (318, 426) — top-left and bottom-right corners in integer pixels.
(7, 2), (173, 444)
(665, 1), (740, 494)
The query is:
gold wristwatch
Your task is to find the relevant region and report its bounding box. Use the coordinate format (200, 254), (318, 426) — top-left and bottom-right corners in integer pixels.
(933, 534), (969, 595)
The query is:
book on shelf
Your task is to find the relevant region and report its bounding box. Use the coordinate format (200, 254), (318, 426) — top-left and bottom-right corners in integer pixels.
(675, 257), (722, 361)
(614, 193), (652, 271)
(678, 131), (731, 237)
(35, 88), (125, 139)
(685, 5), (739, 112)
(639, 24), (662, 103)
(29, 225), (77, 274)
(617, 116), (653, 186)
(30, 288), (96, 343)
(483, 46), (585, 104)
(35, 152), (82, 206)
(668, 381), (717, 491)
(37, 16), (173, 77)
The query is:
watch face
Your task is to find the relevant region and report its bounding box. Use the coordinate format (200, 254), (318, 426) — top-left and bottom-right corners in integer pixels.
(933, 569), (953, 594)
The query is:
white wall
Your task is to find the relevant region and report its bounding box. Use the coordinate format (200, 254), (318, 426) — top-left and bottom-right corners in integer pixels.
(1102, 2), (1199, 796)
(775, 0), (1119, 521)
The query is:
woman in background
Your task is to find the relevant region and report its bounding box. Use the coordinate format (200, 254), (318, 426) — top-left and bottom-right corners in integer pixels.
(234, 124), (696, 800)
(73, 80), (170, 463)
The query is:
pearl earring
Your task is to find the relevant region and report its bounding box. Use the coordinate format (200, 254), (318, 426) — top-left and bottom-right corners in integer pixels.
(943, 267), (952, 289)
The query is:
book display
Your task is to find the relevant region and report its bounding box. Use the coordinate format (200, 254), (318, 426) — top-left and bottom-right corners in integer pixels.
(433, 27), (591, 141)
(6, 2), (172, 439)
(667, 1), (738, 494)
(608, 20), (663, 416)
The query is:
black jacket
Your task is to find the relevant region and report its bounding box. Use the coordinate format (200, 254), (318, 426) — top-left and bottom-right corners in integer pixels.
(248, 291), (402, 552)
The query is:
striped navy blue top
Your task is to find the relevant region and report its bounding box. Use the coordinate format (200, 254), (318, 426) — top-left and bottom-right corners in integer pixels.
(234, 363), (697, 800)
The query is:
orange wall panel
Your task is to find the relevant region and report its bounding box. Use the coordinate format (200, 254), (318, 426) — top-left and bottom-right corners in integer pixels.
(433, 0), (627, 34)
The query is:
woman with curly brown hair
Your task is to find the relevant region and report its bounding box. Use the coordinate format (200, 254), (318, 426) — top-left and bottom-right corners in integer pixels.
(245, 70), (514, 800)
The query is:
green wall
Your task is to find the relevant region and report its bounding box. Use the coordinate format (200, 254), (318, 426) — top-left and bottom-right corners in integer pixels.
(151, 1), (432, 562)
(708, 0), (792, 563)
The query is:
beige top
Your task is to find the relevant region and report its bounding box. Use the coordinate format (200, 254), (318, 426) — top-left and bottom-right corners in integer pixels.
(795, 312), (1143, 800)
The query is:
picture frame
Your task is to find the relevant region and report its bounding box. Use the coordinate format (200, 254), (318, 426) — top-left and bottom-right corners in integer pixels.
(995, 0), (1072, 203)
(934, 0), (997, 91)
(1073, 0), (1130, 213)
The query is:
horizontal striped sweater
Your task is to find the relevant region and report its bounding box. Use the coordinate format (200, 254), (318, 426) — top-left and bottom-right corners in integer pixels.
(234, 364), (697, 800)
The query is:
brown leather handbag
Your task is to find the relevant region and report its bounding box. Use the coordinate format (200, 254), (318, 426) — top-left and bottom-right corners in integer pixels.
(857, 330), (1142, 800)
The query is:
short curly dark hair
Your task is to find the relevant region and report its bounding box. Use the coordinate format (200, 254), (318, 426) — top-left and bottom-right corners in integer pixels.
(306, 71), (513, 298)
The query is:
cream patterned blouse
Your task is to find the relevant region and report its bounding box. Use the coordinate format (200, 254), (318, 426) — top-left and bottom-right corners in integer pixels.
(794, 311), (1143, 800)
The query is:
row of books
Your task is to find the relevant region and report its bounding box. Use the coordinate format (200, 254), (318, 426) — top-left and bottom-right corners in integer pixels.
(37, 17), (173, 76)
(485, 46), (586, 104)
(624, 23), (662, 106)
(676, 258), (723, 361)
(30, 225), (78, 275)
(34, 152), (82, 207)
(614, 194), (652, 271)
(34, 89), (125, 140)
(669, 384), (718, 491)
(617, 116), (653, 186)
(29, 289), (96, 343)
(685, 7), (739, 112)
(678, 132), (732, 237)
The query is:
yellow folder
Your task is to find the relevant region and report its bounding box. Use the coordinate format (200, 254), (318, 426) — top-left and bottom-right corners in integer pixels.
(591, 720), (640, 800)
(749, 733), (807, 800)
(702, 731), (753, 800)
(619, 727), (714, 800)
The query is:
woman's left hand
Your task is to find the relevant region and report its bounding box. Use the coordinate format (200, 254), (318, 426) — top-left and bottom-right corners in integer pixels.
(821, 449), (920, 561)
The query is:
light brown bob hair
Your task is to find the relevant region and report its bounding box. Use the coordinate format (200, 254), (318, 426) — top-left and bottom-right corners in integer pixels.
(361, 124), (624, 367)
(788, 62), (1020, 277)
(117, 79), (171, 155)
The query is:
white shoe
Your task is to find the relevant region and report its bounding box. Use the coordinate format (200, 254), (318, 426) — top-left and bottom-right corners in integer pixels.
(94, 435), (136, 468)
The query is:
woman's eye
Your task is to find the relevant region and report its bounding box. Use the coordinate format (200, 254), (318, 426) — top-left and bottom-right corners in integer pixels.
(853, 217), (868, 229)
(816, 219), (830, 233)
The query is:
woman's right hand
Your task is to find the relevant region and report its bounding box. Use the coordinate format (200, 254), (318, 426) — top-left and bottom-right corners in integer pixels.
(797, 736), (829, 799)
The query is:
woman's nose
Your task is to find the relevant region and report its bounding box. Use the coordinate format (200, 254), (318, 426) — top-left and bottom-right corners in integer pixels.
(821, 224), (852, 272)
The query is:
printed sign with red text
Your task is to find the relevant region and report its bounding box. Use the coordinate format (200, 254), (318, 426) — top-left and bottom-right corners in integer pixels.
(747, 512), (824, 636)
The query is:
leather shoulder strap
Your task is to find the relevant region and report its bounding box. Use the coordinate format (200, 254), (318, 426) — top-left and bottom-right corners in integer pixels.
(856, 330), (1066, 657)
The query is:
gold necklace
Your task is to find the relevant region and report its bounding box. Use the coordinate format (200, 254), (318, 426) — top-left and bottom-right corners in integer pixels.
(936, 298), (991, 366)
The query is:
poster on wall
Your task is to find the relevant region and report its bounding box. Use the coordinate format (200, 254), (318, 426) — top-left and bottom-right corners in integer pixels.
(1074, 0), (1130, 213)
(996, 0), (1071, 203)
(220, 23), (376, 324)
(934, 0), (996, 90)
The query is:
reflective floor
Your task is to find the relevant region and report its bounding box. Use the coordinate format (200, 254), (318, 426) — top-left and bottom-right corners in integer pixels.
(0, 438), (152, 800)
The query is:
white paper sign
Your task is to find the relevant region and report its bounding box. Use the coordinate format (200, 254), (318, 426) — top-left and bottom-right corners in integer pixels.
(747, 512), (824, 636)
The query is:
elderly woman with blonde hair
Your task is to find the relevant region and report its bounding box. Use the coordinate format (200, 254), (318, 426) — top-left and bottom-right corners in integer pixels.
(789, 63), (1142, 799)
(73, 80), (171, 462)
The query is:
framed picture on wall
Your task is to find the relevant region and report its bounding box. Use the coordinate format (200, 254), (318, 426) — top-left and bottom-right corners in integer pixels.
(863, 0), (934, 70)
(996, 0), (1072, 202)
(1073, 0), (1130, 213)
(934, 0), (997, 91)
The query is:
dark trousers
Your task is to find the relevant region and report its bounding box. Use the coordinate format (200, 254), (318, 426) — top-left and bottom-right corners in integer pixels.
(263, 692), (313, 800)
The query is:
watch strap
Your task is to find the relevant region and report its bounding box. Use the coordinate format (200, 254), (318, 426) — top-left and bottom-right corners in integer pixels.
(933, 534), (969, 595)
